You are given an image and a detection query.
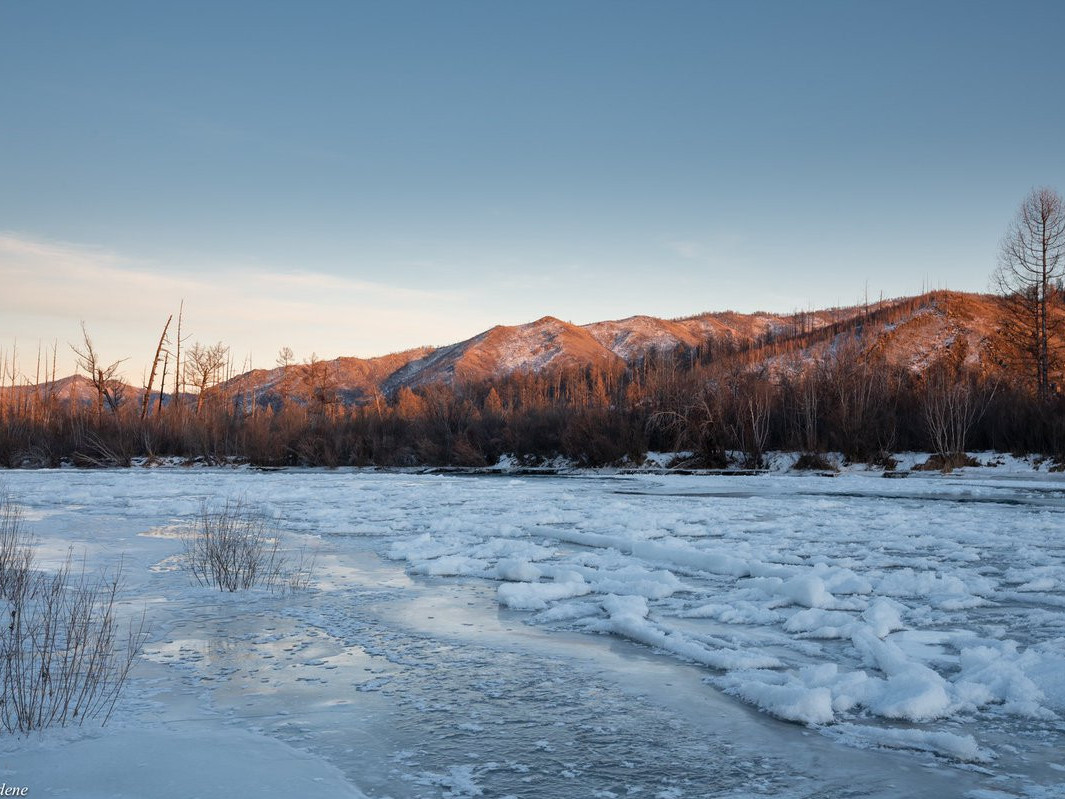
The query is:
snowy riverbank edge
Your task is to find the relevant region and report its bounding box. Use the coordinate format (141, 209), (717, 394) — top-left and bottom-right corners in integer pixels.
(17, 449), (1063, 477)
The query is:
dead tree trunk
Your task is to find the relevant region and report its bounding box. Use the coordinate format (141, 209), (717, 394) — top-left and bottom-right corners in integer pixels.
(141, 315), (173, 420)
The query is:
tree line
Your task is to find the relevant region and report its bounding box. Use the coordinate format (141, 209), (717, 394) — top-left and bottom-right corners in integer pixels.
(0, 188), (1063, 470)
(0, 302), (1061, 470)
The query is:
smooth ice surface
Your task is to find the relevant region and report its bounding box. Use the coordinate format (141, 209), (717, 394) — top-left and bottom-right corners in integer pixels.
(1, 468), (1064, 798)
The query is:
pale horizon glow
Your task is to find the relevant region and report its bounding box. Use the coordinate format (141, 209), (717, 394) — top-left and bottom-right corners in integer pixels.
(0, 232), (486, 382)
(3, 1), (1064, 382)
(0, 228), (962, 383)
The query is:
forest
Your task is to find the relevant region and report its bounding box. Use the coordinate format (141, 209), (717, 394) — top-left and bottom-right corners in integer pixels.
(1, 287), (1063, 471)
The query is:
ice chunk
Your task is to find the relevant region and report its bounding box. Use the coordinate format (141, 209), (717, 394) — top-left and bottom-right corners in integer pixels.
(954, 642), (1056, 718)
(599, 595), (781, 670)
(714, 667), (835, 724)
(413, 555), (488, 577)
(783, 608), (855, 638)
(497, 573), (591, 611)
(860, 597), (906, 638)
(870, 670), (952, 721)
(585, 565), (684, 600)
(494, 558), (543, 582)
(780, 574), (834, 608)
(851, 628), (952, 721)
(679, 602), (783, 625)
(831, 723), (992, 763)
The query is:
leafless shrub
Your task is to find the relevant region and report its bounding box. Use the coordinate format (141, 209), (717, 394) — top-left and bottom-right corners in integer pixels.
(286, 544), (317, 593)
(913, 452), (981, 472)
(181, 499), (313, 593)
(792, 452), (837, 472)
(0, 494), (32, 598)
(0, 494), (147, 733)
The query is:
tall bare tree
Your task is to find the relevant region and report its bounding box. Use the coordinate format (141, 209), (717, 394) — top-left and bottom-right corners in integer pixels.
(172, 299), (190, 407)
(141, 315), (172, 419)
(993, 187), (1065, 400)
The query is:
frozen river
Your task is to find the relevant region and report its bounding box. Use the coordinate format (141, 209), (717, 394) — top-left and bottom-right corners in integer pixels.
(2, 468), (1064, 798)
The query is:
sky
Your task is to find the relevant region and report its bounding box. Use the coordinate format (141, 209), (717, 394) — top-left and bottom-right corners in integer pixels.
(3, 0), (1065, 382)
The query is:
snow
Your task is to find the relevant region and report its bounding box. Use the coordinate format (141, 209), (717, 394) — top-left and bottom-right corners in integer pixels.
(7, 728), (367, 798)
(1, 467), (1064, 797)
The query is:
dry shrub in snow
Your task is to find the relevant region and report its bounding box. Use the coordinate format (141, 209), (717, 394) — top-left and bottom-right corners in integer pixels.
(0, 493), (147, 733)
(0, 493), (32, 599)
(181, 499), (314, 593)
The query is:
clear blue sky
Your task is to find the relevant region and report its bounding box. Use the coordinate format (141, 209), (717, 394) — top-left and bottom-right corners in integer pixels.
(2, 1), (1064, 380)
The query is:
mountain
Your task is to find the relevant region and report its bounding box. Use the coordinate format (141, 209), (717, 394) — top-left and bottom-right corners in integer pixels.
(3, 291), (1027, 409)
(229, 303), (883, 406)
(227, 294), (998, 406)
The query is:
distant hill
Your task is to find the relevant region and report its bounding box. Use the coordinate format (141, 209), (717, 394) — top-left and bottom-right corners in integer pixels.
(2, 291), (1036, 409)
(226, 300), (892, 407)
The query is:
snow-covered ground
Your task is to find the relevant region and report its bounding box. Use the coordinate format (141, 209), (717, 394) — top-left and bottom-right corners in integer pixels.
(1, 468), (1064, 798)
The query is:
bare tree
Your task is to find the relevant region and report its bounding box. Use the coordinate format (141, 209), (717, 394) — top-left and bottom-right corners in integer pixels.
(275, 346), (295, 370)
(647, 375), (728, 468)
(993, 187), (1065, 400)
(172, 299), (190, 406)
(825, 338), (877, 455)
(70, 323), (126, 419)
(302, 353), (339, 416)
(921, 364), (994, 470)
(790, 363), (821, 454)
(723, 372), (772, 468)
(184, 341), (230, 413)
(156, 351), (169, 415)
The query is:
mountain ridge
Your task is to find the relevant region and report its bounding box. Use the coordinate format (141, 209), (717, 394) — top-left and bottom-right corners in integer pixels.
(1, 291), (1021, 408)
